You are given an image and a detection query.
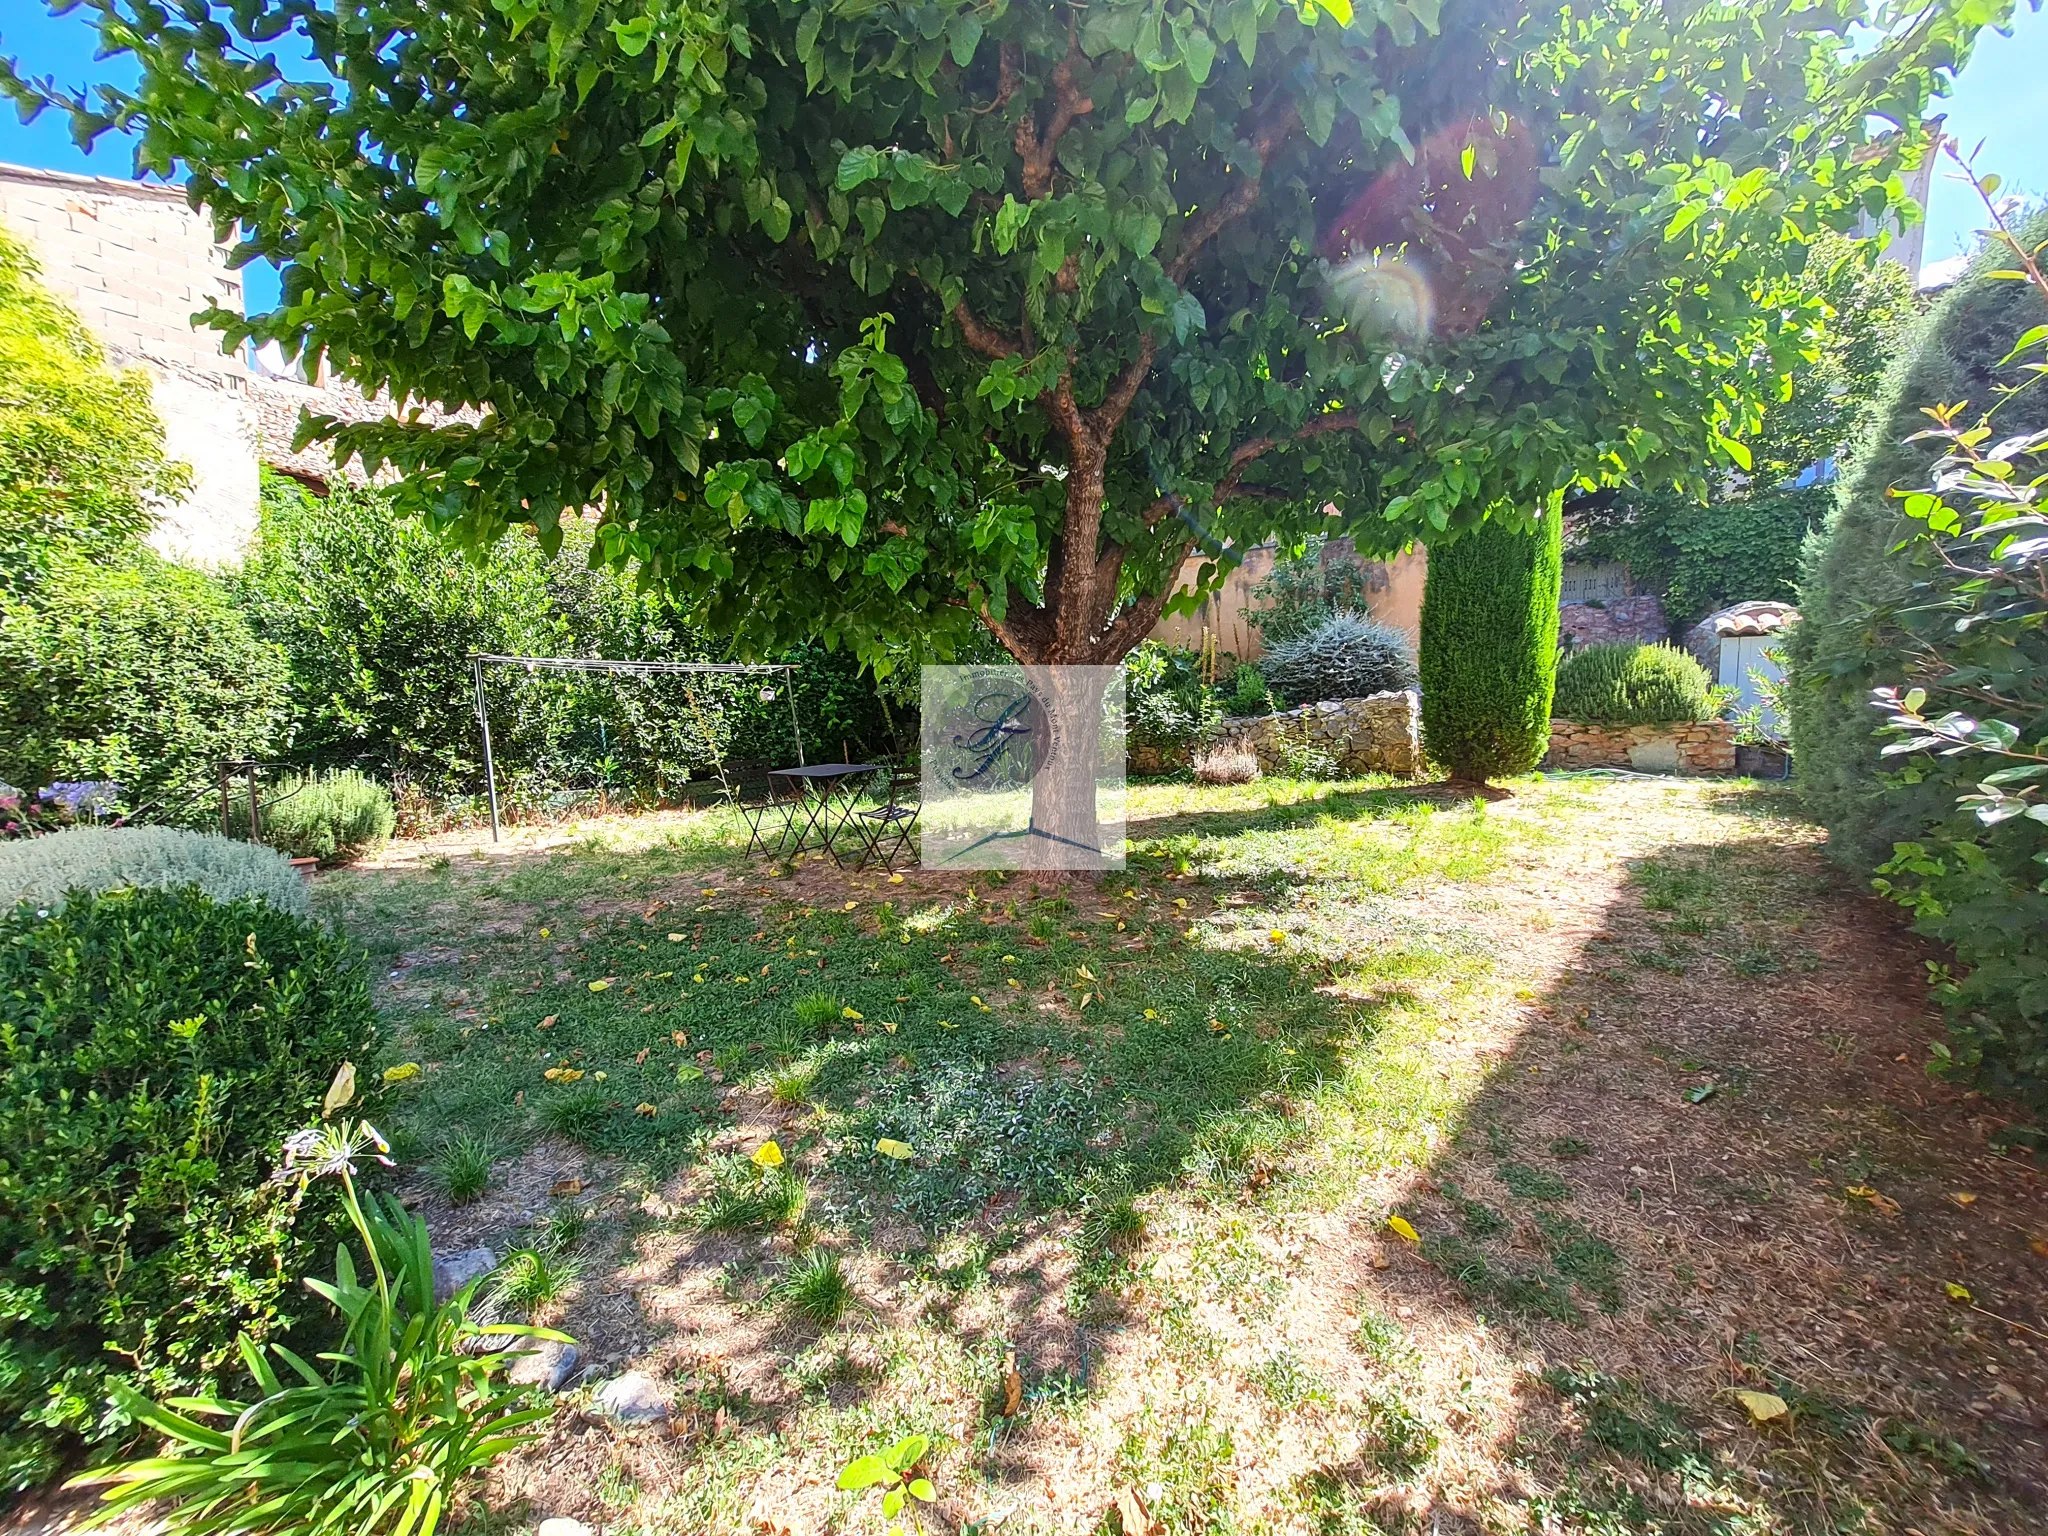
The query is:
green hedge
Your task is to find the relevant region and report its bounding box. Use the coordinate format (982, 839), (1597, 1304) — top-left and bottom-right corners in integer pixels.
(1788, 216), (2048, 872)
(0, 887), (381, 1489)
(0, 826), (310, 916)
(235, 474), (894, 801)
(1788, 213), (2048, 1102)
(1553, 642), (1716, 725)
(0, 549), (288, 816)
(1419, 506), (1563, 782)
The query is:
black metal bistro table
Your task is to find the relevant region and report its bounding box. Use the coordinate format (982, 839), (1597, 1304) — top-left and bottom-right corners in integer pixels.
(768, 762), (883, 865)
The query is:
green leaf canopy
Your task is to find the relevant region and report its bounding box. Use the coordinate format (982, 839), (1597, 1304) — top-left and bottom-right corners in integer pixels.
(5, 0), (2011, 666)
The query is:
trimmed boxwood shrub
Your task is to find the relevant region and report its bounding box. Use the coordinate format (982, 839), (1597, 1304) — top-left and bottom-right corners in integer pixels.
(1259, 611), (1416, 706)
(1419, 506), (1564, 783)
(0, 826), (310, 916)
(0, 886), (380, 1489)
(1553, 643), (1717, 725)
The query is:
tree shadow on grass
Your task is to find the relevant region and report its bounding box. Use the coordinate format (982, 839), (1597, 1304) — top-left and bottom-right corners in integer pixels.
(1297, 826), (2048, 1534)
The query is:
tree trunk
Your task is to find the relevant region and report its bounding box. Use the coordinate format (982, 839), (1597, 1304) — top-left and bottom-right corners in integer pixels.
(1022, 663), (1120, 869)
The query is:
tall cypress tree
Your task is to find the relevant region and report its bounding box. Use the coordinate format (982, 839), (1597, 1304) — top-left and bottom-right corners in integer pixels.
(1419, 502), (1564, 785)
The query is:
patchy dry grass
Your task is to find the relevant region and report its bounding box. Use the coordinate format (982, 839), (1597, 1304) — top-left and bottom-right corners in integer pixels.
(311, 773), (2048, 1536)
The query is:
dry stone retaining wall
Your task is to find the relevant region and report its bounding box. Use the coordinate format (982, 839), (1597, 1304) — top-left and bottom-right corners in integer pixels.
(1183, 690), (1422, 776)
(1544, 718), (1736, 775)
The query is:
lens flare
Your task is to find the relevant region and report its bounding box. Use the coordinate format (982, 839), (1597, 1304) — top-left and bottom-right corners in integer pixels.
(1322, 253), (1436, 342)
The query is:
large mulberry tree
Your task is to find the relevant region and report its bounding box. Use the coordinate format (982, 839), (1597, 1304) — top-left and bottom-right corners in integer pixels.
(5, 0), (2004, 678)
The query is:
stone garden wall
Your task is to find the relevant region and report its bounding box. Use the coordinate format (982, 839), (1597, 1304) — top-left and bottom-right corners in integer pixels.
(1544, 718), (1736, 775)
(1206, 690), (1422, 776)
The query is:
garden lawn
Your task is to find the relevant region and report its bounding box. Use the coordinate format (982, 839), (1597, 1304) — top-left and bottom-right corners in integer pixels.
(316, 774), (2048, 1536)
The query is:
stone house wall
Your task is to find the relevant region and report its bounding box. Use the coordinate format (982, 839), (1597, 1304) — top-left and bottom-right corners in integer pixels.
(1558, 594), (1669, 650)
(1544, 718), (1736, 775)
(0, 163), (259, 566)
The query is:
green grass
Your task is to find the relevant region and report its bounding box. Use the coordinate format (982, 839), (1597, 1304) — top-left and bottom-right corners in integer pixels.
(338, 781), (1524, 1236)
(774, 1248), (852, 1326)
(430, 1132), (498, 1205)
(292, 778), (2021, 1535)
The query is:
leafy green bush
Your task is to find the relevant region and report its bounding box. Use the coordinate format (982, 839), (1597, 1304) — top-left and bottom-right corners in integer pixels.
(0, 549), (287, 816)
(1788, 212), (2048, 874)
(1259, 611), (1417, 706)
(1419, 506), (1564, 783)
(1552, 643), (1717, 725)
(77, 1119), (557, 1536)
(236, 474), (892, 803)
(1223, 663), (1271, 716)
(1249, 537), (1384, 646)
(1843, 211), (2048, 1103)
(1124, 641), (1221, 759)
(0, 826), (309, 916)
(0, 227), (185, 591)
(0, 887), (381, 1489)
(227, 770), (397, 865)
(1572, 240), (1920, 625)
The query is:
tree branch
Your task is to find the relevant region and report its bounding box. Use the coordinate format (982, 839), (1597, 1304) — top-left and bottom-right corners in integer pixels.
(1140, 409), (1359, 526)
(1087, 105), (1300, 443)
(952, 299), (1020, 359)
(1015, 40), (1093, 202)
(1092, 581), (1182, 664)
(1165, 105), (1298, 286)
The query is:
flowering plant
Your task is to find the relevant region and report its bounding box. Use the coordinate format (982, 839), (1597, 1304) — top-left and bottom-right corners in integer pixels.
(71, 1067), (568, 1536)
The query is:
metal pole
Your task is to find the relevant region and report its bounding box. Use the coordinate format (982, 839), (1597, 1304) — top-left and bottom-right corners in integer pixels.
(218, 761), (231, 837)
(247, 765), (261, 846)
(474, 657), (501, 843)
(785, 666), (806, 765)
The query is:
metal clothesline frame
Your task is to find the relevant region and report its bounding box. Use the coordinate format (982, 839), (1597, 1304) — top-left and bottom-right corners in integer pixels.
(468, 653), (805, 842)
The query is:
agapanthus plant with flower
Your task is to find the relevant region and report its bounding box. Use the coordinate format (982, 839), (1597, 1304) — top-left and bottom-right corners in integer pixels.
(70, 1065), (568, 1536)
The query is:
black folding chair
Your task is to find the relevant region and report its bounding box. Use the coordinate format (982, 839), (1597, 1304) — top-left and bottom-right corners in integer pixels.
(726, 760), (797, 858)
(854, 765), (921, 871)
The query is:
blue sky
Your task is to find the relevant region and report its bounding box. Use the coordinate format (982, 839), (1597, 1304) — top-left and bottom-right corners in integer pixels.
(2, 1), (2043, 315)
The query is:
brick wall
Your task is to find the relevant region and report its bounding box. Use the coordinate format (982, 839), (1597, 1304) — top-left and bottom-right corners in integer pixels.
(0, 163), (259, 566)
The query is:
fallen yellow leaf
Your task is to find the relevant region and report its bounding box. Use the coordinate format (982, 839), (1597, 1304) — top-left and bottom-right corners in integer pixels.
(1001, 954), (1017, 964)
(592, 1070), (607, 1082)
(1387, 1215), (1420, 1243)
(843, 1006), (864, 1020)
(876, 1138), (913, 1160)
(381, 1062), (421, 1083)
(1952, 1191), (1978, 1207)
(843, 901), (858, 911)
(888, 873), (904, 884)
(751, 1141), (785, 1169)
(538, 927), (551, 939)
(634, 1102), (658, 1118)
(1734, 1390), (1788, 1423)
(543, 1066), (585, 1083)
(588, 979), (612, 992)
(1945, 1281), (1973, 1303)
(937, 1020), (956, 1029)
(1269, 929), (1286, 943)
(667, 933), (685, 942)
(1076, 965), (1096, 981)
